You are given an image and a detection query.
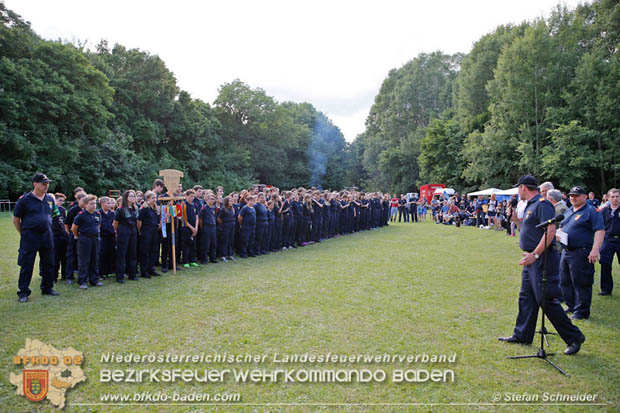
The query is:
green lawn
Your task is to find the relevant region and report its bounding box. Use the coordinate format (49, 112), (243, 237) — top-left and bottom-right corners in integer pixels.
(1, 212), (619, 412)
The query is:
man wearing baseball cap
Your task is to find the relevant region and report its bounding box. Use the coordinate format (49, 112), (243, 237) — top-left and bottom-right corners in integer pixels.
(499, 175), (585, 355)
(558, 186), (605, 320)
(12, 173), (61, 302)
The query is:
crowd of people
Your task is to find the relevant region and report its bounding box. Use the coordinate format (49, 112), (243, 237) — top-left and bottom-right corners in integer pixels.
(429, 193), (519, 232)
(388, 194), (429, 223)
(12, 173), (399, 302)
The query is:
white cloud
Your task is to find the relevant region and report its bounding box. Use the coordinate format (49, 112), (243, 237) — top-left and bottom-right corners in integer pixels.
(6, 0), (582, 141)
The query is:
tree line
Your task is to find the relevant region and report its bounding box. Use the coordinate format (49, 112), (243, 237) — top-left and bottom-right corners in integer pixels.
(350, 0), (619, 195)
(2, 1), (618, 200)
(0, 4), (351, 200)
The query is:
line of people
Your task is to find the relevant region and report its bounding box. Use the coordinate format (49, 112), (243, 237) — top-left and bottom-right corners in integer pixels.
(389, 194), (429, 223)
(13, 174), (398, 301)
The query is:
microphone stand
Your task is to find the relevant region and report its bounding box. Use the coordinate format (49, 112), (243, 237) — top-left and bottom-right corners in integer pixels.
(506, 224), (569, 376)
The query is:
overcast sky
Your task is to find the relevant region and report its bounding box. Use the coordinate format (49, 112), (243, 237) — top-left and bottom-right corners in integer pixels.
(7, 0), (582, 142)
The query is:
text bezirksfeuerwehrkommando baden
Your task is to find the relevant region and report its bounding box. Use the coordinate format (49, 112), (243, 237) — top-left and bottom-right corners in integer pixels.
(99, 352), (457, 383)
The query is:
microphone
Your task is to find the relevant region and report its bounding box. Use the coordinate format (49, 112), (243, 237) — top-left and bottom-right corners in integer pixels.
(536, 213), (565, 228)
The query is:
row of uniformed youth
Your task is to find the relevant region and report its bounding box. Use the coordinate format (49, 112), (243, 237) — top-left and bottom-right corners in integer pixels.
(48, 180), (395, 291)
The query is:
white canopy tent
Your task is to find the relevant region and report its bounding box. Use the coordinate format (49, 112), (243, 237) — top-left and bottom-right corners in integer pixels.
(495, 187), (519, 196)
(433, 188), (455, 196)
(466, 188), (501, 197)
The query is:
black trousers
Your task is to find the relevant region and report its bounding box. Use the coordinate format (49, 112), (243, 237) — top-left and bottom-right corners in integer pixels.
(195, 227), (204, 263)
(312, 216), (321, 242)
(294, 215), (304, 245)
(239, 225), (255, 257)
(77, 235), (99, 285)
(600, 238), (620, 294)
(160, 223), (172, 270)
(53, 236), (67, 282)
(560, 248), (594, 318)
(65, 235), (78, 280)
(180, 227), (197, 264)
(99, 235), (116, 276)
(221, 222), (235, 257)
(323, 213), (329, 237)
(116, 226), (137, 280)
(513, 249), (582, 345)
(200, 225), (217, 262)
(139, 225), (159, 275)
(17, 229), (54, 297)
(272, 217), (283, 250)
(255, 221), (268, 254)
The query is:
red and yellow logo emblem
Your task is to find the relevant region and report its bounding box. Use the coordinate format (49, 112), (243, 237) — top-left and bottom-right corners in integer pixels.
(23, 370), (48, 402)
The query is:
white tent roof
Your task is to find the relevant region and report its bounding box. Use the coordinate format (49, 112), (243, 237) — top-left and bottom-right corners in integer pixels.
(467, 188), (501, 196)
(433, 188), (455, 195)
(495, 187), (519, 196)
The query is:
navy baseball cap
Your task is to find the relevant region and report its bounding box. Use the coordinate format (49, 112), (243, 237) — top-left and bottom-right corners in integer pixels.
(32, 173), (51, 183)
(513, 175), (538, 188)
(568, 186), (587, 195)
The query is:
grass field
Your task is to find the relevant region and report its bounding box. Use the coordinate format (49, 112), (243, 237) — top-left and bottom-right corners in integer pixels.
(1, 212), (619, 412)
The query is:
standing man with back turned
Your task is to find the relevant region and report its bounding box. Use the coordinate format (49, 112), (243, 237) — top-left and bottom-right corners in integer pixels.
(499, 175), (585, 355)
(13, 173), (61, 302)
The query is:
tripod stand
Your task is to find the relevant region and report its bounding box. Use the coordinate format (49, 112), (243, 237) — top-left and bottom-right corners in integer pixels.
(506, 225), (569, 377)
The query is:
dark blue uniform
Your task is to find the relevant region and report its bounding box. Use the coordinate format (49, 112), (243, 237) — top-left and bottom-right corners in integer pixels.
(238, 205), (256, 258)
(199, 204), (218, 263)
(64, 203), (82, 281)
(302, 202), (313, 243)
(271, 202), (283, 251)
(329, 200), (338, 236)
(138, 206), (159, 277)
(13, 192), (57, 297)
(255, 202), (269, 255)
(321, 199), (329, 237)
(194, 198), (204, 262)
(511, 195), (582, 345)
(98, 209), (116, 277)
(559, 204), (604, 318)
(312, 200), (322, 242)
(74, 210), (101, 286)
(52, 205), (68, 282)
(600, 206), (620, 294)
(587, 198), (600, 208)
(115, 207), (139, 281)
(410, 196), (418, 223)
(180, 201), (198, 265)
(291, 200), (302, 247)
(267, 208), (274, 252)
(234, 201), (244, 254)
(218, 206), (236, 258)
(281, 200), (294, 248)
(157, 193), (172, 272)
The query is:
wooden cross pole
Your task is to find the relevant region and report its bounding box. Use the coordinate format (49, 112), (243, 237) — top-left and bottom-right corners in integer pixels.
(157, 169), (185, 275)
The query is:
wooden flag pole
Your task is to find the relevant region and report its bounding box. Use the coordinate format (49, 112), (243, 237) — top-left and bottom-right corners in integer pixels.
(158, 169), (185, 275)
(170, 203), (177, 275)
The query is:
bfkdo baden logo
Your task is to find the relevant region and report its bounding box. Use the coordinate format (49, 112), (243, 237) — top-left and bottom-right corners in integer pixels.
(10, 339), (86, 409)
(24, 369), (49, 402)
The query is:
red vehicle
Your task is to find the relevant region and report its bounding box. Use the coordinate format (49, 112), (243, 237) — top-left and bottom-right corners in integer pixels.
(419, 184), (445, 203)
